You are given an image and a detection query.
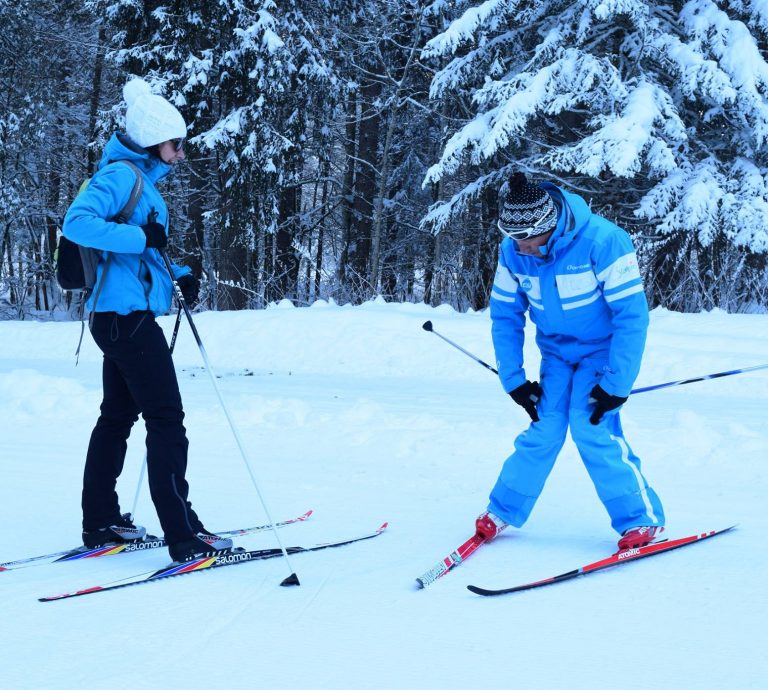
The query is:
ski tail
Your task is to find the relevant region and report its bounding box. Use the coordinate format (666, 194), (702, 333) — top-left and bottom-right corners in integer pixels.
(217, 510), (313, 538)
(416, 534), (485, 588)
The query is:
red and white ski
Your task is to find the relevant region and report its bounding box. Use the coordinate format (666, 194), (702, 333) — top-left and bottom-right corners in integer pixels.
(416, 533), (486, 588)
(467, 525), (736, 597)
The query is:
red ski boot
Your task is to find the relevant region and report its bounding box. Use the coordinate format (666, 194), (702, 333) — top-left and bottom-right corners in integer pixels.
(618, 525), (664, 550)
(475, 511), (508, 541)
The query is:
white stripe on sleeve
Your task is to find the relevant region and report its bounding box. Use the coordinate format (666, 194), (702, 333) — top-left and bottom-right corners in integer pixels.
(604, 284), (643, 303)
(492, 263), (519, 294)
(491, 290), (516, 304)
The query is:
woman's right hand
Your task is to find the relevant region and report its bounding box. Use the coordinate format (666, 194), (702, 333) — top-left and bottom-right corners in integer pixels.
(141, 221), (167, 249)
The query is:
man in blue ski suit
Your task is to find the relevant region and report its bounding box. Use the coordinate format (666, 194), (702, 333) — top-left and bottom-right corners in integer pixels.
(474, 173), (665, 551)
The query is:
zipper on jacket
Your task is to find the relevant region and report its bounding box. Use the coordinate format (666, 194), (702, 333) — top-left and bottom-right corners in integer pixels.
(138, 259), (152, 310)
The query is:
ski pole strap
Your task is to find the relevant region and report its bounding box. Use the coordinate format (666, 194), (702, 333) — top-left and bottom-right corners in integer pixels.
(74, 295), (87, 365)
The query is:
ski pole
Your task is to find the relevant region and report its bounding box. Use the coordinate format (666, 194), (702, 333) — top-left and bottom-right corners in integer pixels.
(629, 362), (768, 394)
(161, 251), (300, 587)
(130, 306), (184, 520)
(422, 320), (768, 395)
(421, 320), (499, 374)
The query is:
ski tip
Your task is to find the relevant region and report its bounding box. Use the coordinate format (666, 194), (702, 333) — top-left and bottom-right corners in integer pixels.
(40, 585), (105, 602)
(466, 585), (489, 596)
(0, 566), (8, 572)
(422, 320), (433, 331)
(298, 510), (314, 520)
(377, 522), (389, 533)
(415, 578), (425, 590)
(280, 573), (301, 587)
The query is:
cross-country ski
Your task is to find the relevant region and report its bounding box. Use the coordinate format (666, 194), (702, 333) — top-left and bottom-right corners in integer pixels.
(0, 510), (312, 572)
(467, 526), (735, 597)
(40, 523), (387, 602)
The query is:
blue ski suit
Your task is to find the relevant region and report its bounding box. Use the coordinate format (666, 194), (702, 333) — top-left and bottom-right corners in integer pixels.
(488, 183), (664, 535)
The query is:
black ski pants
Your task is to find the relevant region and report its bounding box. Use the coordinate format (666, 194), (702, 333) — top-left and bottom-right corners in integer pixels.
(82, 310), (202, 545)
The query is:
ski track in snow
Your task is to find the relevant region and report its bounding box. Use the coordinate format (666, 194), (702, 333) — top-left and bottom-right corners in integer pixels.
(0, 301), (765, 689)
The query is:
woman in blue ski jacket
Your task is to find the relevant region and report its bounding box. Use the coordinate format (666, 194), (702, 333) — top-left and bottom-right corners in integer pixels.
(62, 78), (231, 564)
(473, 173), (665, 552)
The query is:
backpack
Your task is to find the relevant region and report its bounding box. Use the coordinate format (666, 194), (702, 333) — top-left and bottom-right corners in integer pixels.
(56, 160), (144, 306)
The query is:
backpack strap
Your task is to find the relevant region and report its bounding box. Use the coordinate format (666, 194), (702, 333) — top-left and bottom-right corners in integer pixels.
(90, 160), (145, 311)
(111, 161), (144, 223)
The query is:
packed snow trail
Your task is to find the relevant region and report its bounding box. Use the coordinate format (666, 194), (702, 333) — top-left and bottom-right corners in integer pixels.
(0, 302), (765, 689)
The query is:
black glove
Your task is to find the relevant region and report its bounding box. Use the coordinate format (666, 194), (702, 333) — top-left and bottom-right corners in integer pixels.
(141, 221), (167, 249)
(509, 380), (543, 423)
(588, 384), (627, 425)
(176, 274), (200, 306)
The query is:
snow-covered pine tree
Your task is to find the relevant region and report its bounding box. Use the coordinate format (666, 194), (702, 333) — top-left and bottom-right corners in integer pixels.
(317, 1), (450, 305)
(421, 0), (768, 311)
(86, 0), (333, 308)
(1, 0), (102, 317)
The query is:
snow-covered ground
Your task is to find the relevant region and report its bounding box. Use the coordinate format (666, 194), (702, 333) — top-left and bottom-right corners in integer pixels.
(0, 301), (765, 690)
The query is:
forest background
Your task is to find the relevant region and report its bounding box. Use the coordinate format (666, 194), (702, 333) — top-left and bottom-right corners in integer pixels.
(2, 0), (768, 320)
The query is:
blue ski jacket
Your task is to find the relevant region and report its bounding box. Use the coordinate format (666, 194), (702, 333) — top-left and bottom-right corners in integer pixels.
(489, 183), (649, 398)
(62, 133), (190, 316)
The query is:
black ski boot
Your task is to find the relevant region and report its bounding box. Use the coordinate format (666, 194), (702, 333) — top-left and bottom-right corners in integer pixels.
(82, 513), (147, 548)
(168, 529), (233, 563)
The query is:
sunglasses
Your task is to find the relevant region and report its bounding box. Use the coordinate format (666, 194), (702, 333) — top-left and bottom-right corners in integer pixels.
(497, 213), (552, 241)
(171, 138), (185, 152)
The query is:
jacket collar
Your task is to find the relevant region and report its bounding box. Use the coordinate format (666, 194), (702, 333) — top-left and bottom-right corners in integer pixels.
(98, 133), (172, 184)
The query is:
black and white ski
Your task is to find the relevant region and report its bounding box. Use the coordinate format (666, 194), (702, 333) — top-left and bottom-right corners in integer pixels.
(39, 522), (388, 602)
(467, 525), (735, 597)
(0, 510), (313, 572)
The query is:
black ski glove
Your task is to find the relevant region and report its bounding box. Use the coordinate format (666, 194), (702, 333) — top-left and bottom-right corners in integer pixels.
(509, 380), (543, 423)
(588, 384), (627, 425)
(141, 221), (167, 249)
(176, 274), (200, 306)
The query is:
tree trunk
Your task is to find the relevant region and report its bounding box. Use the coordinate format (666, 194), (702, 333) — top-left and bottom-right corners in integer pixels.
(275, 163), (301, 303)
(348, 77), (381, 301)
(369, 10), (423, 291)
(87, 27), (106, 176)
(338, 90), (358, 290)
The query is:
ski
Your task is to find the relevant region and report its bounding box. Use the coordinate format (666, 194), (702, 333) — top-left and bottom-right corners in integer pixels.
(0, 510), (313, 572)
(40, 522), (387, 602)
(416, 533), (486, 588)
(467, 525), (735, 597)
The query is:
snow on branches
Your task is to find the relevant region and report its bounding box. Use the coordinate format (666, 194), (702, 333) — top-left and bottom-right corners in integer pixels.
(421, 0), (768, 254)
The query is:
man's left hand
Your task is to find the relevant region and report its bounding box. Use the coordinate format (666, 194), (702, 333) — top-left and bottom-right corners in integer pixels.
(588, 384), (627, 425)
(176, 274), (200, 306)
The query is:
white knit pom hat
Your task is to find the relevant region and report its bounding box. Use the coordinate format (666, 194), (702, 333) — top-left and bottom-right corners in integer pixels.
(123, 78), (187, 148)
